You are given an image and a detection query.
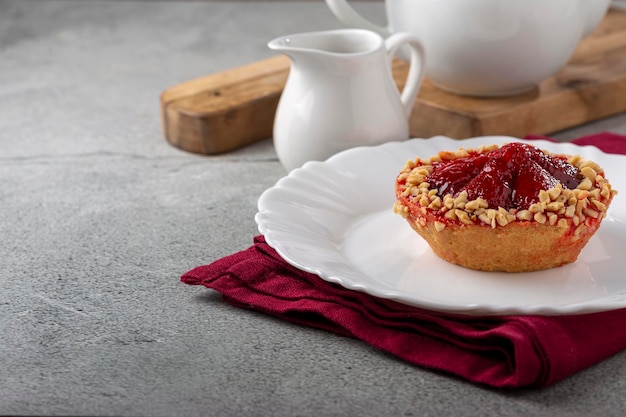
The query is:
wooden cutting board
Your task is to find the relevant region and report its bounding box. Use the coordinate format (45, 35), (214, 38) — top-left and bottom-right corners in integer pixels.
(161, 8), (626, 155)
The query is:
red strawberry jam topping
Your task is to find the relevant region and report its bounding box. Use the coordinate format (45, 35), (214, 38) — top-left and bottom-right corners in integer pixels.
(427, 142), (584, 210)
(428, 153), (489, 196)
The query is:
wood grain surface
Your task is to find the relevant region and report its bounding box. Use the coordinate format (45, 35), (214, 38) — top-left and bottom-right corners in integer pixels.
(160, 8), (626, 155)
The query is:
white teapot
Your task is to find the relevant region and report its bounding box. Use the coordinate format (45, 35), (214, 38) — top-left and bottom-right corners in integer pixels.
(325, 0), (612, 97)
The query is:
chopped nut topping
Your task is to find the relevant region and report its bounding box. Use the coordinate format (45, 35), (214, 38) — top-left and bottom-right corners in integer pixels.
(395, 144), (618, 232)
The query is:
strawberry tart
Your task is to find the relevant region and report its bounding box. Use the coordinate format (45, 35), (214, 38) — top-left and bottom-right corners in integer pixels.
(393, 142), (618, 272)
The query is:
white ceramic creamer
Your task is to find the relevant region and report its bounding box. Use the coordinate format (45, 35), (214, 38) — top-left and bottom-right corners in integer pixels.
(325, 0), (612, 97)
(269, 29), (425, 171)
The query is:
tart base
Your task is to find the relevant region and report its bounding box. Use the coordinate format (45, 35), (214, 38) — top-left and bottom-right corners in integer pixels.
(404, 211), (601, 273)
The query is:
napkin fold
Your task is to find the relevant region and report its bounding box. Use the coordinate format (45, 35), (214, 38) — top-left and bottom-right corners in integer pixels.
(182, 131), (626, 389)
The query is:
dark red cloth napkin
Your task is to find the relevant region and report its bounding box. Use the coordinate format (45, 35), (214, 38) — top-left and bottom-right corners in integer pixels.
(182, 131), (626, 389)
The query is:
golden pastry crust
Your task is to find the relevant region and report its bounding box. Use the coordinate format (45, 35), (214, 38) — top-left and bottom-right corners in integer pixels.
(393, 144), (618, 273)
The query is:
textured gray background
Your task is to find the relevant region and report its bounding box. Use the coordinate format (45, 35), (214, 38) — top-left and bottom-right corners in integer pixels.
(2, 1), (626, 416)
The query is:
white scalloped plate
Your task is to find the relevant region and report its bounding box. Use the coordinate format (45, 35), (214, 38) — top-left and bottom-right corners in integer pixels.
(255, 136), (626, 315)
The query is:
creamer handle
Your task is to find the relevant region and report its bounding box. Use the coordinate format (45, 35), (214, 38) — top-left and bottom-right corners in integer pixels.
(385, 33), (426, 118)
(582, 0), (611, 37)
(324, 0), (391, 37)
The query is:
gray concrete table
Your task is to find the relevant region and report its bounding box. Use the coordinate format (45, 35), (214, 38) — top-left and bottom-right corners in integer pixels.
(2, 1), (626, 416)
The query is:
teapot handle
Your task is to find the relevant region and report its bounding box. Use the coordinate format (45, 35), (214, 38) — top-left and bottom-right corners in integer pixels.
(385, 33), (426, 118)
(324, 0), (391, 37)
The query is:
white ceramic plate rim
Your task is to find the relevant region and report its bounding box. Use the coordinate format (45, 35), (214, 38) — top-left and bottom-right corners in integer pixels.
(256, 136), (626, 315)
